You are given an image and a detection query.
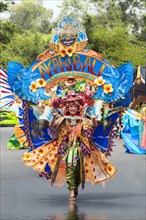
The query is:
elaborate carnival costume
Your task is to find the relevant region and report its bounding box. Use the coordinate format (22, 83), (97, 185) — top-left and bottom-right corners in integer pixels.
(7, 17), (133, 201)
(111, 93), (132, 139)
(120, 67), (146, 154)
(121, 96), (146, 154)
(0, 68), (28, 149)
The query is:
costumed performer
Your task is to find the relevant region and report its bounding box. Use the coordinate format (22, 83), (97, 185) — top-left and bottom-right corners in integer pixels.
(0, 68), (28, 149)
(121, 103), (146, 154)
(6, 16), (133, 202)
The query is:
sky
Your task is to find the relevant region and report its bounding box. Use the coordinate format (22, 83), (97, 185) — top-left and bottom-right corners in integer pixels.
(43, 0), (63, 19)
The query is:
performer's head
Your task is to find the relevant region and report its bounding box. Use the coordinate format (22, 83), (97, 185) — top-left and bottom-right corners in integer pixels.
(67, 103), (79, 116)
(63, 94), (83, 116)
(50, 91), (93, 116)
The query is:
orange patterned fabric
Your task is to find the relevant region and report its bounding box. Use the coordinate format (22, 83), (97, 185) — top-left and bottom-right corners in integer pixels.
(22, 139), (117, 187)
(14, 126), (27, 145)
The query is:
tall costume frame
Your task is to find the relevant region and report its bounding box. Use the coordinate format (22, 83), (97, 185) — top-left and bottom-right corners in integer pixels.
(6, 16), (133, 201)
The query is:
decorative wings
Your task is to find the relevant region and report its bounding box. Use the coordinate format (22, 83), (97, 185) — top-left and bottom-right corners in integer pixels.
(0, 68), (14, 108)
(7, 59), (133, 105)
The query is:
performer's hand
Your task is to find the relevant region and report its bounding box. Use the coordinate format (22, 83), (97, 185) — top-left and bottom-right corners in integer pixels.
(52, 112), (58, 118)
(91, 115), (98, 119)
(90, 115), (98, 127)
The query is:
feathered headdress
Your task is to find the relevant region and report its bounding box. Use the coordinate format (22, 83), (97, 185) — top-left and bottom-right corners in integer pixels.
(50, 92), (94, 113)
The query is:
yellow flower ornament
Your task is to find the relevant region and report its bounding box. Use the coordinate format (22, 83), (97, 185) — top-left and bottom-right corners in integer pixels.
(60, 49), (66, 57)
(23, 152), (32, 161)
(66, 47), (75, 57)
(29, 78), (46, 92)
(36, 78), (46, 88)
(60, 47), (75, 57)
(94, 76), (105, 86)
(94, 77), (114, 94)
(106, 164), (114, 175)
(103, 84), (113, 94)
(29, 82), (38, 92)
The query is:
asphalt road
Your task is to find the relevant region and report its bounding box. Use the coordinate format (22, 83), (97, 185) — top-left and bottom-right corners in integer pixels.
(0, 127), (146, 220)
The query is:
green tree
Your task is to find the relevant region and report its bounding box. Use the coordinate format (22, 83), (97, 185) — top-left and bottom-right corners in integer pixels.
(9, 0), (53, 33)
(58, 0), (145, 36)
(57, 0), (146, 67)
(139, 13), (146, 41)
(0, 20), (18, 44)
(91, 0), (146, 36)
(57, 0), (98, 26)
(118, 0), (145, 35)
(90, 25), (146, 67)
(0, 0), (15, 12)
(1, 31), (51, 68)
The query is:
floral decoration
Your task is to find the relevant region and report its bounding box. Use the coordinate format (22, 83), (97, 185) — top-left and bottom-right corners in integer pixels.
(23, 152), (32, 161)
(85, 86), (93, 97)
(29, 82), (38, 92)
(66, 47), (75, 57)
(94, 76), (105, 86)
(103, 84), (113, 94)
(60, 46), (75, 57)
(37, 148), (45, 157)
(29, 78), (46, 93)
(94, 76), (114, 95)
(60, 49), (67, 57)
(36, 78), (46, 88)
(106, 164), (114, 175)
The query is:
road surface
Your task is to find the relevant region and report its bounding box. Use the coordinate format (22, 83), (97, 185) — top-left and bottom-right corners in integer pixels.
(0, 127), (145, 220)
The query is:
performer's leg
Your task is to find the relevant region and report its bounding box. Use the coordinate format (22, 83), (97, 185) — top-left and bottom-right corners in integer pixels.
(66, 165), (76, 201)
(74, 160), (81, 198)
(66, 165), (76, 190)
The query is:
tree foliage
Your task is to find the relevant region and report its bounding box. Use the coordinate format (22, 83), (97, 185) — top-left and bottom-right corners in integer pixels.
(1, 31), (51, 68)
(0, 0), (15, 12)
(0, 0), (146, 69)
(0, 20), (18, 44)
(139, 13), (146, 41)
(89, 25), (146, 67)
(9, 0), (53, 33)
(58, 0), (146, 67)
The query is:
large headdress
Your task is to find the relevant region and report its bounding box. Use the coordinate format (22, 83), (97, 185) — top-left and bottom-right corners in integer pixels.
(50, 92), (94, 113)
(53, 17), (82, 37)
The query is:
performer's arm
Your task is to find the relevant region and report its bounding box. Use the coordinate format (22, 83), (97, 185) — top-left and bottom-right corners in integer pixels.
(49, 113), (58, 127)
(90, 116), (98, 128)
(39, 119), (49, 129)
